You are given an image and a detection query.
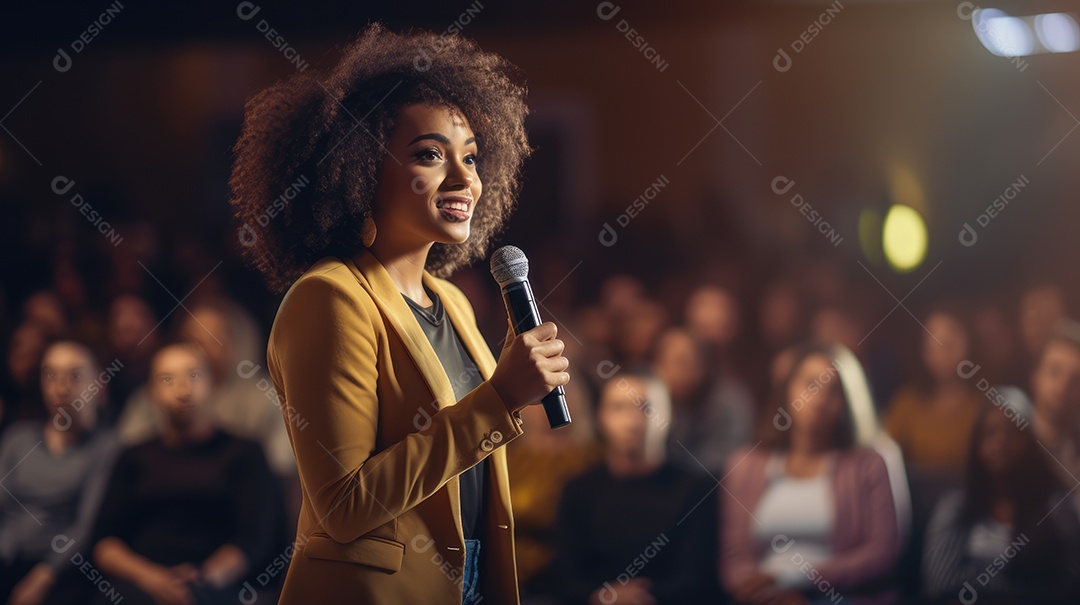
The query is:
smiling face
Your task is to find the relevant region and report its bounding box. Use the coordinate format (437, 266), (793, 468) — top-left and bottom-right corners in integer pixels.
(373, 103), (482, 248)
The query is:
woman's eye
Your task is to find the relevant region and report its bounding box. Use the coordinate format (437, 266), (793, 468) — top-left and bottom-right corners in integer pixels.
(415, 148), (442, 163)
(465, 154), (480, 165)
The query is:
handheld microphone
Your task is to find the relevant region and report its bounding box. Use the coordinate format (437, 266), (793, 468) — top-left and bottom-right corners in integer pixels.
(489, 246), (572, 429)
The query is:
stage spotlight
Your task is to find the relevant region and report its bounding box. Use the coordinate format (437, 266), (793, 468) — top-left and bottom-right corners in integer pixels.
(1035, 13), (1080, 53)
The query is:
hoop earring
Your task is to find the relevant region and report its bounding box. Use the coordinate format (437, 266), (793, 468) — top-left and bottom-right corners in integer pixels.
(361, 209), (377, 248)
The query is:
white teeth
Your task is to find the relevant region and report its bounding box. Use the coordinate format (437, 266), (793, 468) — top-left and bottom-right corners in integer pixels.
(439, 200), (470, 212)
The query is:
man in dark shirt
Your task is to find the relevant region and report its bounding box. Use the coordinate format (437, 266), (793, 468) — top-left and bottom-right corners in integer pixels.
(89, 341), (282, 605)
(552, 370), (722, 605)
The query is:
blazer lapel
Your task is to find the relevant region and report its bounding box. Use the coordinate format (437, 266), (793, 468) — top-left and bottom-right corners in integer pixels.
(343, 249), (457, 411)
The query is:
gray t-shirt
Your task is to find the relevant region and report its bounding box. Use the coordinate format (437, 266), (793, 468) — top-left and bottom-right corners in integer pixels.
(403, 285), (488, 542)
(0, 421), (119, 570)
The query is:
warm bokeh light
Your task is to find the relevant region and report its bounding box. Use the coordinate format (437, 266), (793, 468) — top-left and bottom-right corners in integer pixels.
(882, 204), (927, 273)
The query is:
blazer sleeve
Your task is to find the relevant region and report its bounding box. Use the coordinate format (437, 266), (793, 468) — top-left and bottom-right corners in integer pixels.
(268, 274), (524, 544)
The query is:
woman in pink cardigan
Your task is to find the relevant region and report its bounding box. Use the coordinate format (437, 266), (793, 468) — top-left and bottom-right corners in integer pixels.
(721, 342), (900, 605)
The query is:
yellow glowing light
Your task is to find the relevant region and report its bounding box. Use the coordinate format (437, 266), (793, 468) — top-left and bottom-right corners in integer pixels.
(882, 204), (927, 273)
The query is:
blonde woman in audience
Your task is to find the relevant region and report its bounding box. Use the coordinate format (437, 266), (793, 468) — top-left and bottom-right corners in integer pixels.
(722, 342), (900, 605)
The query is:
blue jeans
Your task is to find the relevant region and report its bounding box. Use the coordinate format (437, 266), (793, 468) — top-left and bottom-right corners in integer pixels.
(462, 538), (481, 605)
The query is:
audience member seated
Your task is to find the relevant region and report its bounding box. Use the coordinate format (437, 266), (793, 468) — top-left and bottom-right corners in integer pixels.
(509, 399), (600, 601)
(1, 323), (49, 431)
(652, 327), (752, 475)
(1028, 319), (1080, 488)
(90, 341), (283, 605)
(722, 342), (900, 605)
(1018, 283), (1068, 376)
(115, 299), (295, 479)
(102, 294), (162, 424)
(0, 339), (119, 605)
(921, 388), (1080, 603)
(552, 371), (720, 604)
(885, 305), (982, 480)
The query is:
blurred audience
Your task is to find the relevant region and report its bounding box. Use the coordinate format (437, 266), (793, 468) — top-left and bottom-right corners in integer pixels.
(1029, 319), (1080, 487)
(115, 299), (296, 479)
(885, 306), (982, 480)
(89, 341), (282, 605)
(722, 342), (900, 605)
(4, 220), (1080, 605)
(1, 323), (49, 430)
(1018, 284), (1067, 365)
(102, 294), (162, 423)
(652, 327), (752, 475)
(921, 389), (1080, 604)
(0, 340), (119, 605)
(509, 378), (600, 600)
(552, 371), (720, 604)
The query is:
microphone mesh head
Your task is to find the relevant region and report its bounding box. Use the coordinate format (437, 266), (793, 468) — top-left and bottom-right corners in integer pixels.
(490, 245), (529, 284)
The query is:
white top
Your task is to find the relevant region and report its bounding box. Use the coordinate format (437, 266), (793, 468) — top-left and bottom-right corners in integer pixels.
(967, 517), (1013, 560)
(753, 453), (835, 589)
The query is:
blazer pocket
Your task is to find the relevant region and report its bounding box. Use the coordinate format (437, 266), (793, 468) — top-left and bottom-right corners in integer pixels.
(302, 532), (405, 573)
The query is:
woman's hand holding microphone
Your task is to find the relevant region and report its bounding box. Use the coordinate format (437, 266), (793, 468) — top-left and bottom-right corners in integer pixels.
(489, 320), (570, 413)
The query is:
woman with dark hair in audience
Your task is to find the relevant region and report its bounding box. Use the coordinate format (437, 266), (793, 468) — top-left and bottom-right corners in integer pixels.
(0, 339), (119, 605)
(722, 342), (900, 605)
(921, 388), (1080, 604)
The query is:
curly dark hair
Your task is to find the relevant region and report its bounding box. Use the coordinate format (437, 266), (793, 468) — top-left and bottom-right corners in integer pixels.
(229, 23), (531, 293)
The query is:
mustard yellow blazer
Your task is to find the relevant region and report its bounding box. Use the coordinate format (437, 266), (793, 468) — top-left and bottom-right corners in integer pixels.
(267, 248), (525, 604)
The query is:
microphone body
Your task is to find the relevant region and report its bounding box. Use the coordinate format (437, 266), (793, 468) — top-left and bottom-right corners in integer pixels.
(490, 247), (572, 429)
